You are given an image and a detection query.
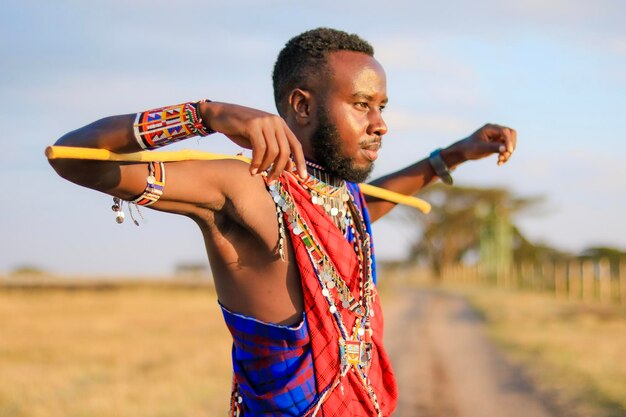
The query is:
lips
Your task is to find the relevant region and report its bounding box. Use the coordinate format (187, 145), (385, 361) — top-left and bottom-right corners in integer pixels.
(361, 141), (381, 162)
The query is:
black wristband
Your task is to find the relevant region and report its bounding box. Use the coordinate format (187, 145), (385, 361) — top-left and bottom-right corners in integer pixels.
(429, 149), (454, 185)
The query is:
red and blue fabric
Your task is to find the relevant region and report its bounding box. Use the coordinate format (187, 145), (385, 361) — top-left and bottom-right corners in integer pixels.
(223, 174), (397, 416)
(279, 174), (398, 416)
(221, 304), (318, 416)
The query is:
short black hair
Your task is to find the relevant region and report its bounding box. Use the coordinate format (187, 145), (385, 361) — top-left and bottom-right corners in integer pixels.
(272, 27), (374, 116)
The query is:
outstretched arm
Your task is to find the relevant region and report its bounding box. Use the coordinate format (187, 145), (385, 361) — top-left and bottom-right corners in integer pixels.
(365, 124), (517, 222)
(49, 101), (307, 216)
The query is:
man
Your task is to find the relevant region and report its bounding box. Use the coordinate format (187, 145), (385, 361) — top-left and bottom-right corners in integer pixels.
(50, 28), (516, 416)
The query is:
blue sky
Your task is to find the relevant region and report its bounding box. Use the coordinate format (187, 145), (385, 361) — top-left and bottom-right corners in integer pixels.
(1, 0), (625, 276)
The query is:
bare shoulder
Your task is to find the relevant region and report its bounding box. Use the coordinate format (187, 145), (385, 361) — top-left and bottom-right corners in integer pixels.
(212, 160), (279, 232)
(196, 159), (271, 210)
(153, 158), (273, 223)
(165, 158), (282, 265)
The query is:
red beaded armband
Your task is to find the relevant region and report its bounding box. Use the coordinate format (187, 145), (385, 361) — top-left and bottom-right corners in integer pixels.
(133, 100), (214, 149)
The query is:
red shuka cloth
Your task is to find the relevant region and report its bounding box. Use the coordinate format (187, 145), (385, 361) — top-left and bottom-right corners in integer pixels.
(280, 173), (398, 416)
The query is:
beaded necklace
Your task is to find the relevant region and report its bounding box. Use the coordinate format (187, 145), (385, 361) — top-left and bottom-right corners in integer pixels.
(268, 167), (383, 416)
(297, 161), (352, 233)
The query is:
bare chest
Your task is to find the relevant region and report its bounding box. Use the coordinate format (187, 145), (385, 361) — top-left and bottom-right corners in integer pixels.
(198, 184), (304, 325)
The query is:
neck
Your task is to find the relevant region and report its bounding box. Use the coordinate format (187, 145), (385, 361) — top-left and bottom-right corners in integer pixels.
(296, 159), (352, 232)
(305, 160), (344, 188)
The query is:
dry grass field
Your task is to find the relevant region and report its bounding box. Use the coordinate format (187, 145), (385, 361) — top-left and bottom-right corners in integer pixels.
(455, 285), (626, 417)
(2, 279), (626, 417)
(0, 284), (232, 417)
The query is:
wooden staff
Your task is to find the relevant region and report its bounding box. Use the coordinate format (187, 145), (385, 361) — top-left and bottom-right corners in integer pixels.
(46, 146), (432, 214)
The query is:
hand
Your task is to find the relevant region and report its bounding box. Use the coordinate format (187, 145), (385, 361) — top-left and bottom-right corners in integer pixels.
(200, 102), (307, 182)
(449, 123), (517, 167)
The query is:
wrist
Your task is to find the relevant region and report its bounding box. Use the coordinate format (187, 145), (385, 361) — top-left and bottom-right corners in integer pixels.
(429, 149), (454, 185)
(440, 139), (467, 169)
(198, 100), (220, 133)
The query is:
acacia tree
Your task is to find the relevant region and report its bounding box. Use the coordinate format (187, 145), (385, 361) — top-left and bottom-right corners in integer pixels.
(396, 184), (541, 279)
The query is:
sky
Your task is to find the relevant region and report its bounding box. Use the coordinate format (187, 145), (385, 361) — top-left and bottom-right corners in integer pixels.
(1, 0), (625, 276)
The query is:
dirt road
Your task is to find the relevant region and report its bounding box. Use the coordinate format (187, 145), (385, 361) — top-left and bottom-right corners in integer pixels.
(382, 287), (558, 417)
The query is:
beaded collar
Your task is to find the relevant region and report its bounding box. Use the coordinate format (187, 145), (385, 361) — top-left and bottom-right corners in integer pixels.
(298, 161), (352, 233)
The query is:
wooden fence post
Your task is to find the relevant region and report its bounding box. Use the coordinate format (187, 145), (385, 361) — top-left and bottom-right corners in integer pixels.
(582, 260), (595, 302)
(619, 259), (626, 305)
(598, 258), (611, 304)
(543, 261), (555, 292)
(569, 259), (581, 300)
(519, 262), (527, 290)
(554, 262), (567, 299)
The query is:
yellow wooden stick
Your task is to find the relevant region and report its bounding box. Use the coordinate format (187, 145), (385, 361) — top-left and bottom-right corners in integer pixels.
(45, 146), (431, 213)
(45, 146), (251, 163)
(358, 183), (430, 213)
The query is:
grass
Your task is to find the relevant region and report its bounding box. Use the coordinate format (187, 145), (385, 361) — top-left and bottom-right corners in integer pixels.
(3, 278), (626, 417)
(452, 285), (626, 417)
(0, 284), (232, 417)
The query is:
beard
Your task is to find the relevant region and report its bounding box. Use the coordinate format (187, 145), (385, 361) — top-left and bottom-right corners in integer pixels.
(310, 107), (374, 183)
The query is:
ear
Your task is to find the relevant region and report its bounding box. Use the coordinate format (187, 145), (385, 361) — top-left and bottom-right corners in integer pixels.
(288, 89), (312, 126)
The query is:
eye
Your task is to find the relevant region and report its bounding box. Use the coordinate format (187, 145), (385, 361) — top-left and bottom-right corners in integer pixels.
(355, 102), (369, 110)
(379, 105), (386, 113)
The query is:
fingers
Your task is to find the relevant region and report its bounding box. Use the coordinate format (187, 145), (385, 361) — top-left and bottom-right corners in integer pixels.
(482, 123), (516, 166)
(496, 126), (517, 166)
(258, 127), (280, 174)
(248, 126), (266, 176)
(265, 127), (291, 183)
(248, 117), (307, 182)
(213, 104), (306, 180)
(285, 126), (307, 179)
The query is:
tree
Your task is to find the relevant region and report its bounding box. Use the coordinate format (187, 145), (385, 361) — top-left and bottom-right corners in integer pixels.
(396, 184), (542, 280)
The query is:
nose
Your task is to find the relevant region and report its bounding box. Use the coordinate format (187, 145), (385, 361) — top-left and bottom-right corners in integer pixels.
(367, 109), (388, 137)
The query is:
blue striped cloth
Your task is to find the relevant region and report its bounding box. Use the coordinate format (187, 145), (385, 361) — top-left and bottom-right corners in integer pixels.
(221, 303), (318, 416)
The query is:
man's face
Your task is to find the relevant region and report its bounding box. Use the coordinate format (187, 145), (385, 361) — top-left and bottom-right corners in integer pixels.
(311, 104), (373, 183)
(310, 51), (388, 183)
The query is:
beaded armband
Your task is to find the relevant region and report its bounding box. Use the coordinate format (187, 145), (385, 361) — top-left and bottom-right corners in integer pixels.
(133, 100), (214, 149)
(132, 161), (166, 206)
(111, 162), (165, 225)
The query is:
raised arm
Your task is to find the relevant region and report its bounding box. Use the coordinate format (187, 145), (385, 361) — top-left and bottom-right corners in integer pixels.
(365, 124), (517, 221)
(49, 101), (307, 217)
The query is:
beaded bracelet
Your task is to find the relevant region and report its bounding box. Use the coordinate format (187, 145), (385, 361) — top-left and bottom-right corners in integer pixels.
(133, 100), (214, 149)
(111, 162), (166, 225)
(132, 161), (166, 206)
